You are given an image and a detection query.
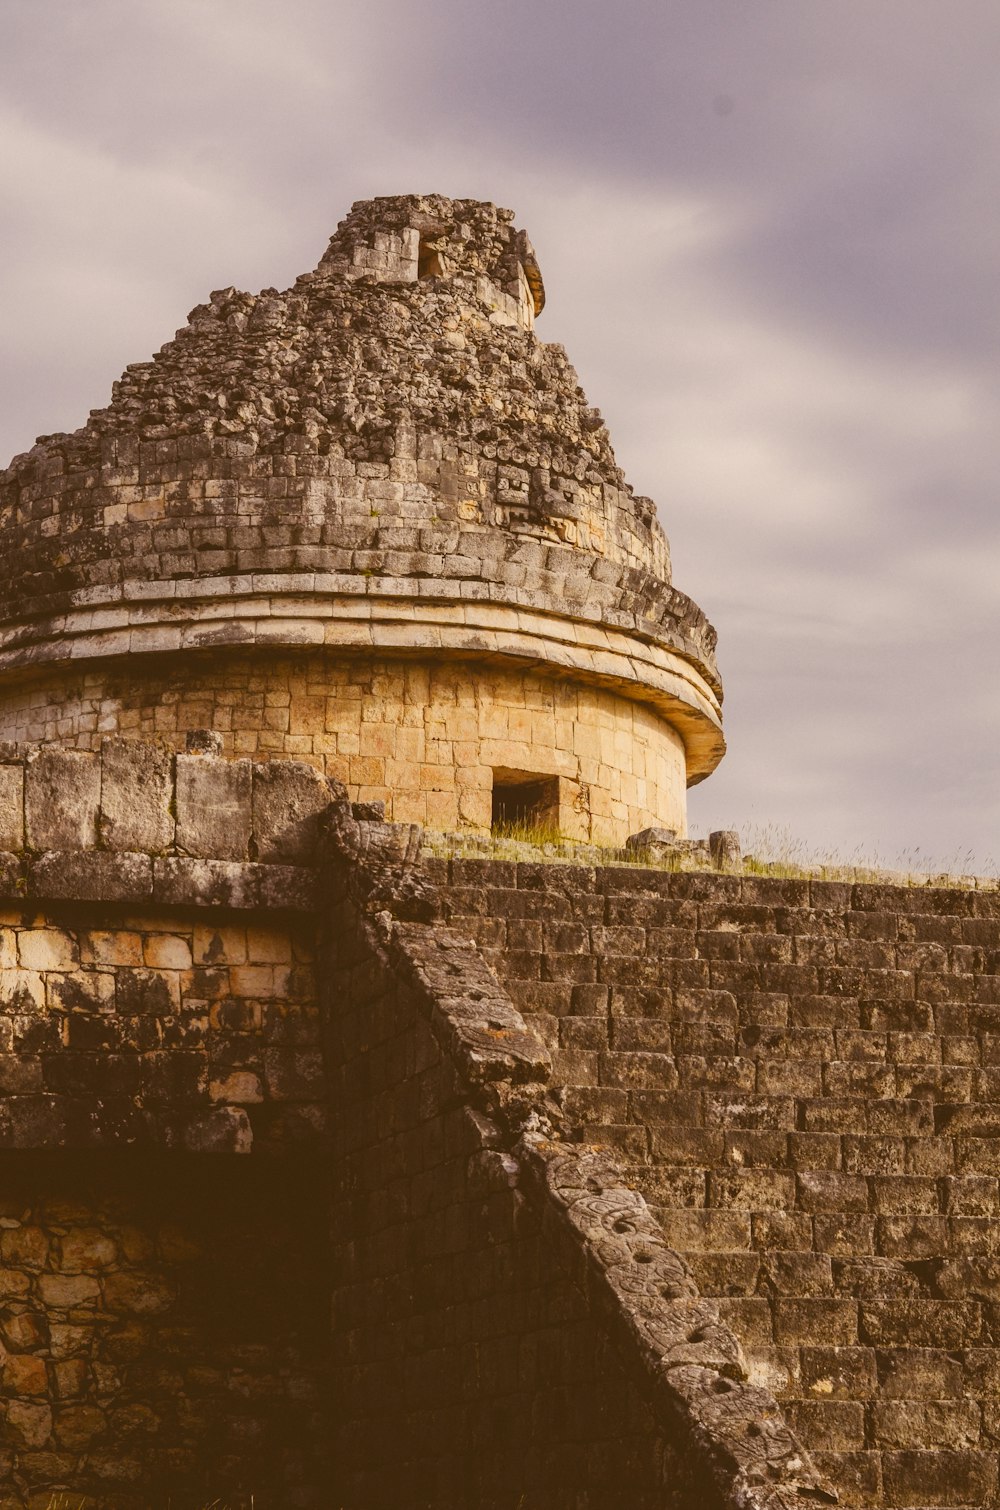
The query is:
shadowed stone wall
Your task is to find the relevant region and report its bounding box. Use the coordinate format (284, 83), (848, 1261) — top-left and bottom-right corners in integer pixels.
(0, 1154), (330, 1508)
(0, 741), (333, 1507)
(324, 894), (695, 1509)
(320, 802), (827, 1510)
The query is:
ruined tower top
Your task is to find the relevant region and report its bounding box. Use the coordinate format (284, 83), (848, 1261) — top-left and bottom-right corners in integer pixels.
(0, 195), (724, 842)
(320, 194), (546, 325)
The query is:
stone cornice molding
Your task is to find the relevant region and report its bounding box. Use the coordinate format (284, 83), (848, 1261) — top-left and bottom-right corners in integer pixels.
(0, 578), (725, 783)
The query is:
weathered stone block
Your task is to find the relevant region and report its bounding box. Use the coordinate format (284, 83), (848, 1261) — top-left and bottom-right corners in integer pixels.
(0, 762), (23, 850)
(114, 966), (175, 1014)
(760, 1251), (834, 1297)
(0, 851), (22, 898)
(808, 1449), (881, 1507)
(786, 1399), (865, 1451)
(263, 1047), (325, 1099)
(799, 1347), (877, 1401)
(53, 1403), (107, 1450)
(0, 1225), (49, 1266)
(797, 1169), (870, 1213)
(252, 760), (331, 862)
(175, 753), (252, 860)
(861, 1299), (980, 1348)
(773, 1298), (860, 1345)
(58, 1228), (119, 1272)
(182, 1105), (253, 1153)
(101, 1271), (175, 1314)
(17, 928), (77, 971)
(152, 856), (259, 910)
(25, 749), (100, 851)
(707, 1168), (795, 1210)
(0, 1057), (43, 1095)
(5, 1399), (52, 1449)
(37, 1273), (101, 1309)
(882, 1448), (996, 1507)
(709, 829), (741, 868)
(871, 1398), (981, 1449)
(624, 827), (678, 860)
(27, 850), (153, 903)
(142, 933), (192, 970)
(99, 737), (173, 852)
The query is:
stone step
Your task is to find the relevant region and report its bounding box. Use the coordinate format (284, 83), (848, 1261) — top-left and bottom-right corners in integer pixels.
(810, 1446), (998, 1508)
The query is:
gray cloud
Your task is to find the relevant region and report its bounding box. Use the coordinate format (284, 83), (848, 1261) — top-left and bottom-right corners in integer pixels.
(1, 0), (997, 870)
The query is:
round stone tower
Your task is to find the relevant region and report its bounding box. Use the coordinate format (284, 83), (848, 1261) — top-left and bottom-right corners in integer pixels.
(0, 194), (723, 842)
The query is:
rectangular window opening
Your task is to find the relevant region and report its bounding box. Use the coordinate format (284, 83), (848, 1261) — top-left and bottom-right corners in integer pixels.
(491, 771), (560, 835)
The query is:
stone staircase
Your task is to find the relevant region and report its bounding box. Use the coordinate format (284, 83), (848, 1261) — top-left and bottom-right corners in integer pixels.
(431, 858), (1000, 1509)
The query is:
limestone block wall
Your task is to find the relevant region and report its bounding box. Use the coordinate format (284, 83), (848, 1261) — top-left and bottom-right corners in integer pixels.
(0, 741), (336, 1507)
(0, 738), (327, 1151)
(0, 907), (319, 1153)
(435, 860), (1000, 1510)
(0, 652), (690, 841)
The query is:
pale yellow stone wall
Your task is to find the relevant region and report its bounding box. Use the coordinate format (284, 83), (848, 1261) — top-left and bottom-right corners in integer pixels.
(0, 652), (689, 841)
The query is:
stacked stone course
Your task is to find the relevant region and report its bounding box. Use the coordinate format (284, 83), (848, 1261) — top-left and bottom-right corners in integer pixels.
(436, 858), (1000, 1509)
(0, 652), (692, 836)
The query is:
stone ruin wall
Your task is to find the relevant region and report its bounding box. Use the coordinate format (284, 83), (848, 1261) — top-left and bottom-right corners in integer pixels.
(434, 857), (1000, 1510)
(0, 1155), (329, 1507)
(0, 751), (825, 1510)
(4, 748), (1000, 1506)
(326, 872), (692, 1510)
(321, 803), (823, 1510)
(0, 741), (331, 1506)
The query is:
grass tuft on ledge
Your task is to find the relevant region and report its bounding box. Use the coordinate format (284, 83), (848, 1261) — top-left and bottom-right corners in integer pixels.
(424, 819), (998, 890)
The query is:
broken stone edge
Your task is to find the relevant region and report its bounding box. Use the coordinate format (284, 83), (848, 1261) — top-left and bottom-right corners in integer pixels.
(322, 791), (837, 1510)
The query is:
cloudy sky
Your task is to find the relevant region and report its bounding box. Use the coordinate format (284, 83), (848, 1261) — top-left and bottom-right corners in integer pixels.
(2, 1), (998, 872)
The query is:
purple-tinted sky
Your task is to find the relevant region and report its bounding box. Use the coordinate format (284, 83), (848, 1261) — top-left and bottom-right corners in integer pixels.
(2, 0), (998, 871)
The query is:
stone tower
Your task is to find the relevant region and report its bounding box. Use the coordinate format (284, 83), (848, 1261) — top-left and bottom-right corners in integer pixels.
(0, 194), (722, 843)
